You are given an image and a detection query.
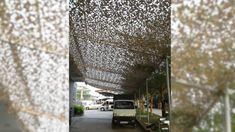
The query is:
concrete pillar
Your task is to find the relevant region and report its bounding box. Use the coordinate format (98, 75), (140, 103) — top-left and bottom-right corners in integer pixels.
(69, 81), (77, 118)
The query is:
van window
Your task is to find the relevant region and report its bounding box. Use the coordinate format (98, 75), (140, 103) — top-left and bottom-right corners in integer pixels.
(114, 101), (134, 109)
(102, 101), (107, 106)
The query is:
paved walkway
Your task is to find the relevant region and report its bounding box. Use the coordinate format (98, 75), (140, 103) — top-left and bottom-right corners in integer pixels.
(152, 109), (162, 116)
(70, 110), (143, 132)
(144, 108), (162, 116)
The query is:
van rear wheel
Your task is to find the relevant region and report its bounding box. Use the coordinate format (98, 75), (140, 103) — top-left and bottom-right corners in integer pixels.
(132, 123), (136, 128)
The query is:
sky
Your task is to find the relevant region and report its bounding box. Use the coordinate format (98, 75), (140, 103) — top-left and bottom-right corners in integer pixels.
(76, 82), (105, 98)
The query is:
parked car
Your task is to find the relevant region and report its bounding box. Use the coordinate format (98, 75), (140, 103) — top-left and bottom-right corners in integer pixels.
(99, 99), (113, 111)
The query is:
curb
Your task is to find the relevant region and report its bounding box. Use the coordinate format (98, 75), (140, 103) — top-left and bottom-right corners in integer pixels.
(136, 118), (151, 132)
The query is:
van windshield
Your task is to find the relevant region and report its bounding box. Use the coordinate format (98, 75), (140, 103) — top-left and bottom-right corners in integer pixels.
(114, 101), (134, 109)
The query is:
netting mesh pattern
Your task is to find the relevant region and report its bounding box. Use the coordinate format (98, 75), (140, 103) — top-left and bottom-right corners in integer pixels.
(70, 0), (170, 91)
(0, 0), (68, 132)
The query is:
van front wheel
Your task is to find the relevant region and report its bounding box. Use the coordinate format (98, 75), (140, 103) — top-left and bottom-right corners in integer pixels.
(112, 122), (116, 129)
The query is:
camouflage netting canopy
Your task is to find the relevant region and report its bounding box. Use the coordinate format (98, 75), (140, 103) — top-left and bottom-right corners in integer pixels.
(171, 0), (235, 131)
(70, 0), (170, 92)
(0, 0), (68, 132)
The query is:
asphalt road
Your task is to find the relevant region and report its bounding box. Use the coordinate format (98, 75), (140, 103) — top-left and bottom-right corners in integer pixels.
(70, 109), (144, 132)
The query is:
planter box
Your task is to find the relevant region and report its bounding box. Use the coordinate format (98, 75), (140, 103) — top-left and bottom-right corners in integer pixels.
(136, 118), (151, 132)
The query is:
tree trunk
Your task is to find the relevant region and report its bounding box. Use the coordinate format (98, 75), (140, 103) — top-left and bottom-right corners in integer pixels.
(150, 95), (153, 113)
(160, 85), (166, 117)
(162, 100), (166, 117)
(140, 99), (144, 112)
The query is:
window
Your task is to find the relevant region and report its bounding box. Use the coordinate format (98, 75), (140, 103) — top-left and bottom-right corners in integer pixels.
(114, 101), (134, 109)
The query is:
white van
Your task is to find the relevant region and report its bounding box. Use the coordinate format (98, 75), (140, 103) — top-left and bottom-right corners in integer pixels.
(112, 94), (136, 128)
(99, 99), (113, 111)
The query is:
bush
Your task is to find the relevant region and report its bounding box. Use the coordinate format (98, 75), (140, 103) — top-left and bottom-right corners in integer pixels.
(74, 105), (84, 115)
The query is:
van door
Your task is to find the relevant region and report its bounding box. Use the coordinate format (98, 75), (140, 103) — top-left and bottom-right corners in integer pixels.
(105, 101), (109, 110)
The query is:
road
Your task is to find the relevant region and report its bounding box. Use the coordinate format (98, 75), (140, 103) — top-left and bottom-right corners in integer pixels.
(70, 110), (144, 132)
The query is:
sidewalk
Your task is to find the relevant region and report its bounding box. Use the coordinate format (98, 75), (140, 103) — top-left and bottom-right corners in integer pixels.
(144, 108), (162, 116)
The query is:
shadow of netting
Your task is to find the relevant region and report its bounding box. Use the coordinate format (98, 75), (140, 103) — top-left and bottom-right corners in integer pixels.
(0, 42), (42, 132)
(0, 41), (69, 132)
(0, 0), (69, 131)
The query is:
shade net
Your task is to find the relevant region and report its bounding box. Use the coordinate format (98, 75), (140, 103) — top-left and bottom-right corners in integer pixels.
(70, 0), (170, 92)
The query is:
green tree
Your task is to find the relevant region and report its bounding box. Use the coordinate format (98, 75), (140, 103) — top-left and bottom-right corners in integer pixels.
(76, 88), (91, 100)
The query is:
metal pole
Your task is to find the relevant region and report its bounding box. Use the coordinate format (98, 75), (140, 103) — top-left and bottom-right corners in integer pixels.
(166, 57), (171, 107)
(146, 79), (149, 124)
(166, 56), (171, 130)
(224, 87), (231, 132)
(139, 87), (141, 120)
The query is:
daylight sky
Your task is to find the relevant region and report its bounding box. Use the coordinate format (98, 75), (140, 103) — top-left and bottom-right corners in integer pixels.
(76, 82), (105, 98)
